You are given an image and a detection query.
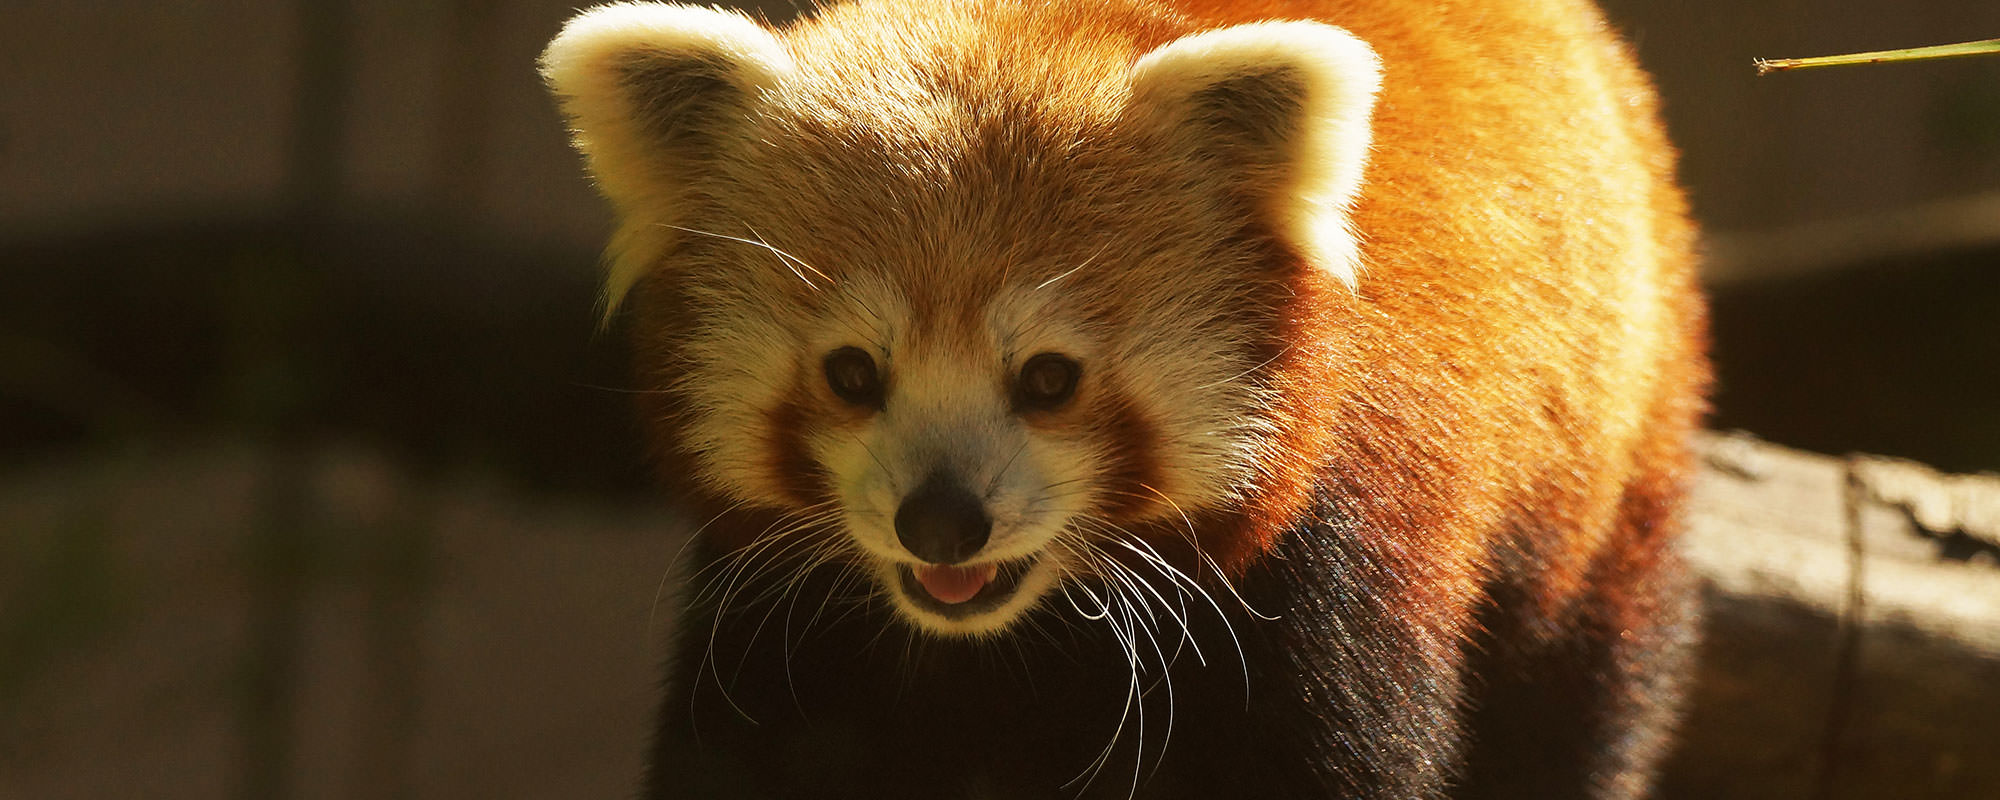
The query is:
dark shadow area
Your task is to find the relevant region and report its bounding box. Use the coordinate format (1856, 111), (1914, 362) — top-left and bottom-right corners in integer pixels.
(10, 225), (1995, 493)
(1709, 245), (2000, 474)
(1661, 587), (2000, 800)
(0, 219), (649, 496)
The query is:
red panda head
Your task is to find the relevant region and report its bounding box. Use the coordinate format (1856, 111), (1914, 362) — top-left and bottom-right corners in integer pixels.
(543, 1), (1381, 636)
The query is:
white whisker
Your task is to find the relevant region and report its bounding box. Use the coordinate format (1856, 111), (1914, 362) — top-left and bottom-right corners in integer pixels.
(662, 223), (829, 290)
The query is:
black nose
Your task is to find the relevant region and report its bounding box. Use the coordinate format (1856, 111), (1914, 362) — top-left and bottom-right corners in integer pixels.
(894, 475), (992, 565)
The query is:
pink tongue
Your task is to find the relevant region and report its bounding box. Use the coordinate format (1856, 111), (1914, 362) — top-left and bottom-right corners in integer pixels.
(913, 563), (999, 604)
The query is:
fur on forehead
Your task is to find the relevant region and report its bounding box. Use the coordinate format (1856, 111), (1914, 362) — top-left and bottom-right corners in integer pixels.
(542, 1), (1383, 315)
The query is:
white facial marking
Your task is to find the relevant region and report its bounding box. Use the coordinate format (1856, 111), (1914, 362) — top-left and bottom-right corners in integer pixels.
(795, 285), (1104, 636)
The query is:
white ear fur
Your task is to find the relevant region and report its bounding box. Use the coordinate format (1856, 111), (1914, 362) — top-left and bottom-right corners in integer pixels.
(1130, 22), (1382, 288)
(541, 3), (794, 313)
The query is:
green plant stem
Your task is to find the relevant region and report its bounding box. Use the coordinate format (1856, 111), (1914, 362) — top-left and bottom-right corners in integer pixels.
(1757, 38), (2000, 75)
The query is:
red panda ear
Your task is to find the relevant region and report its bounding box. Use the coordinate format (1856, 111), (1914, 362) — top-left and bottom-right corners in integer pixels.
(541, 3), (793, 312)
(1130, 22), (1382, 288)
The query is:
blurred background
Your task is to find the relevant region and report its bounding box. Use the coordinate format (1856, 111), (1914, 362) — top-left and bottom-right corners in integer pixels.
(1, 1), (1995, 798)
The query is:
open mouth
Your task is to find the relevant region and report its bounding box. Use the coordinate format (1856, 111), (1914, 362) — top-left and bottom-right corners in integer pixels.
(897, 557), (1037, 619)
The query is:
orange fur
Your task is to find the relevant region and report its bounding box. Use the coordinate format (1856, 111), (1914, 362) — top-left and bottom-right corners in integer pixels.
(562, 0), (1707, 634)
(546, 1), (1706, 795)
(597, 0), (1702, 586)
(571, 0), (1704, 628)
(1155, 0), (1708, 616)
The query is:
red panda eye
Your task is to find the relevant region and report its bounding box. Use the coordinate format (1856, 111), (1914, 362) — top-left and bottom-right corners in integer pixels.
(823, 347), (884, 408)
(1015, 352), (1080, 411)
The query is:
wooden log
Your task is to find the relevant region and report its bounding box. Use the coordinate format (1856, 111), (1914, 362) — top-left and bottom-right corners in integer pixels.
(1, 435), (1996, 797)
(1663, 432), (2000, 800)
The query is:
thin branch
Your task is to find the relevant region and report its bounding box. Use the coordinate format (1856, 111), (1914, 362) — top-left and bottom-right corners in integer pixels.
(1757, 38), (2000, 75)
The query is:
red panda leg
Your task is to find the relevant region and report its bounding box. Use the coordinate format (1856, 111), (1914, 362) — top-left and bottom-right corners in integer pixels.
(1457, 467), (1700, 800)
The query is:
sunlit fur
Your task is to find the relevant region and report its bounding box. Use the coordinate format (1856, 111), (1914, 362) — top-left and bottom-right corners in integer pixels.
(1130, 20), (1380, 289)
(540, 3), (796, 311)
(545, 0), (1707, 797)
(543, 0), (1388, 636)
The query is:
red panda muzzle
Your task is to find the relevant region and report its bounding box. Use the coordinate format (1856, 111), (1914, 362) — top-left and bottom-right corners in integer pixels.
(893, 474), (994, 565)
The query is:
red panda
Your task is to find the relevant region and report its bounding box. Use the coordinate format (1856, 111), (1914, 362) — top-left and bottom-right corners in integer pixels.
(542, 0), (1707, 797)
